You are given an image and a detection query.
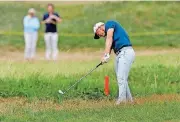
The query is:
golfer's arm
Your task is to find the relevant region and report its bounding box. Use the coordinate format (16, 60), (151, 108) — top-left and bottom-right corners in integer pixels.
(104, 28), (114, 54)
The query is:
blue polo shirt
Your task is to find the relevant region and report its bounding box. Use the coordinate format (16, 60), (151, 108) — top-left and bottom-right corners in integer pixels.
(105, 20), (132, 53)
(43, 12), (60, 33)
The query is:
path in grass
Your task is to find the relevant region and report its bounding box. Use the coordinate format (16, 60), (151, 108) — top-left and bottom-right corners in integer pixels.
(1, 94), (180, 114)
(1, 95), (180, 122)
(0, 48), (180, 61)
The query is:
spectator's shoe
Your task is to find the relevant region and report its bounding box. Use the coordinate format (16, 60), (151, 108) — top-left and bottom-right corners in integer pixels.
(24, 58), (30, 62)
(45, 57), (51, 61)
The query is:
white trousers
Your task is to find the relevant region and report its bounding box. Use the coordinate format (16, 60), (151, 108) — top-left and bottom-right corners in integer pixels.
(44, 33), (59, 60)
(24, 32), (38, 59)
(115, 47), (135, 103)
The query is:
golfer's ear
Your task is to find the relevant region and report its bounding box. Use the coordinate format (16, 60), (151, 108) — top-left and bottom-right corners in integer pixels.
(107, 28), (114, 38)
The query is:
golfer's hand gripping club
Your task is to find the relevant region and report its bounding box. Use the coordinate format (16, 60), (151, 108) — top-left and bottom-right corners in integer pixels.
(101, 53), (110, 64)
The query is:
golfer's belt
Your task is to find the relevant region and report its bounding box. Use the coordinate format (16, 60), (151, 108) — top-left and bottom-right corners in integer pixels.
(115, 45), (132, 55)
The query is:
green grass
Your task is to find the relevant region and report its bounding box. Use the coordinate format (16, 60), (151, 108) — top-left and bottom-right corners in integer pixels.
(0, 2), (180, 121)
(1, 101), (180, 122)
(0, 1), (180, 50)
(0, 51), (180, 121)
(0, 52), (180, 101)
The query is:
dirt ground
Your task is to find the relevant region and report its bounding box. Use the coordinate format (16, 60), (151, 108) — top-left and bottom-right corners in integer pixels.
(0, 48), (180, 62)
(0, 94), (180, 114)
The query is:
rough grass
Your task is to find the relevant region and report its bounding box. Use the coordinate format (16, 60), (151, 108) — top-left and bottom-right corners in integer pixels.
(0, 51), (180, 101)
(0, 2), (180, 120)
(0, 50), (180, 121)
(0, 1), (180, 50)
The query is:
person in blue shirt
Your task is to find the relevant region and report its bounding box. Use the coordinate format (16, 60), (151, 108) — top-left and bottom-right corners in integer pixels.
(93, 20), (135, 104)
(23, 8), (40, 61)
(42, 3), (62, 60)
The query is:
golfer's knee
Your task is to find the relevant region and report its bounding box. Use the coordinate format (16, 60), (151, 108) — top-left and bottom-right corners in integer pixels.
(117, 77), (126, 85)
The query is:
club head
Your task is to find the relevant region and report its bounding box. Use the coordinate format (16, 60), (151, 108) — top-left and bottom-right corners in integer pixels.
(58, 90), (64, 95)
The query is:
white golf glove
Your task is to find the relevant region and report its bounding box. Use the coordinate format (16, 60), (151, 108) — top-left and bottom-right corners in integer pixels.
(102, 53), (110, 63)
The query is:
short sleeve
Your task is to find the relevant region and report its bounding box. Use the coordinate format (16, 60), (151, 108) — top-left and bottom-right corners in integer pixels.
(55, 13), (60, 18)
(42, 14), (46, 21)
(106, 21), (115, 30)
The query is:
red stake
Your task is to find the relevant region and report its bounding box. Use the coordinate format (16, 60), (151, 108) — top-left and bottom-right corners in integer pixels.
(104, 76), (109, 96)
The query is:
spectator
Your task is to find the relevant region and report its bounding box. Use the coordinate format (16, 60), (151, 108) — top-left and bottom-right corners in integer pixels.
(23, 8), (40, 61)
(42, 3), (62, 60)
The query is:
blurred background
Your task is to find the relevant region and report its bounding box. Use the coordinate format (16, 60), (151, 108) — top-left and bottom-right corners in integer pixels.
(0, 1), (179, 53)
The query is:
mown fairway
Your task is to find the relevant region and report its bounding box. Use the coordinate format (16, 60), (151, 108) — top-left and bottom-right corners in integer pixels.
(0, 1), (180, 122)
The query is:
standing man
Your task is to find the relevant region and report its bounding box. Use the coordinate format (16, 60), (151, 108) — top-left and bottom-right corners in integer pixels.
(42, 3), (62, 60)
(93, 20), (135, 104)
(23, 8), (40, 60)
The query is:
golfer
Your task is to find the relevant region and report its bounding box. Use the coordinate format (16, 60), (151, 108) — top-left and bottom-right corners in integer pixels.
(93, 20), (135, 104)
(23, 8), (40, 60)
(42, 3), (62, 60)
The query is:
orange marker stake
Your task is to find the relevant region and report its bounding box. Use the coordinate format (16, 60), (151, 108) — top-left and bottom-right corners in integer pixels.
(104, 76), (109, 96)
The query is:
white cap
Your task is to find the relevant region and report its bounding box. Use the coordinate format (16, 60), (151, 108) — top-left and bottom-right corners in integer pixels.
(93, 22), (104, 39)
(93, 22), (104, 34)
(28, 8), (36, 14)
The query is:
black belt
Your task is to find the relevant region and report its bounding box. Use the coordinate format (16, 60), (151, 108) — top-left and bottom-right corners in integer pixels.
(115, 45), (132, 55)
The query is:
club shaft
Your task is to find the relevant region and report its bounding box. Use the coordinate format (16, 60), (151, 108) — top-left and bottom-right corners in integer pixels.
(63, 63), (102, 94)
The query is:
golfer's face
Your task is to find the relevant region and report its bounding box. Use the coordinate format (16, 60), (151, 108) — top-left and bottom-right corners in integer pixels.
(96, 27), (105, 37)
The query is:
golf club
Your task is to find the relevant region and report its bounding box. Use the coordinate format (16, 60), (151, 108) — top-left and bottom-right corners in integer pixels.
(58, 62), (102, 95)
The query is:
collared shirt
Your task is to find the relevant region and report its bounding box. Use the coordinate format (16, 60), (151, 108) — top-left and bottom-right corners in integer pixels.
(23, 15), (40, 33)
(105, 20), (132, 53)
(43, 12), (60, 33)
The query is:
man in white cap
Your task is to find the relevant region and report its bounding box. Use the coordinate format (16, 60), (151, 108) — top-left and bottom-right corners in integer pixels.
(23, 8), (40, 61)
(93, 20), (135, 104)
